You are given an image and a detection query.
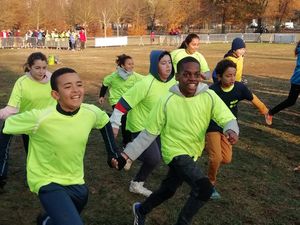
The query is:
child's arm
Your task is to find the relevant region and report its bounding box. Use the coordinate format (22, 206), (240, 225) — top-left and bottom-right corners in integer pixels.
(98, 84), (108, 105)
(100, 121), (126, 170)
(0, 106), (19, 120)
(110, 97), (132, 138)
(251, 93), (269, 115)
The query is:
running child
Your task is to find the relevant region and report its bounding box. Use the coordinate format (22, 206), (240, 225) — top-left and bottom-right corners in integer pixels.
(206, 59), (268, 199)
(171, 33), (210, 79)
(115, 57), (239, 225)
(110, 50), (176, 197)
(99, 54), (144, 146)
(0, 52), (56, 189)
(3, 67), (125, 225)
(265, 41), (300, 125)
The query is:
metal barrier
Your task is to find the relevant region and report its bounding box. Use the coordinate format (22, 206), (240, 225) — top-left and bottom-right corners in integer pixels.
(0, 33), (299, 49)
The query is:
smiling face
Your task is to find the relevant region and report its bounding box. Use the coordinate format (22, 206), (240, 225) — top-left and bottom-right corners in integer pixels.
(176, 61), (202, 97)
(186, 38), (200, 54)
(29, 59), (48, 81)
(51, 72), (84, 112)
(234, 48), (246, 57)
(121, 58), (134, 72)
(158, 54), (172, 81)
(219, 67), (236, 88)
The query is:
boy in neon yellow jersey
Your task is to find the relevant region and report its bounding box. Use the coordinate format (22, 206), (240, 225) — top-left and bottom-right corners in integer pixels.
(99, 54), (144, 146)
(0, 52), (56, 189)
(115, 57), (239, 225)
(3, 67), (125, 225)
(110, 50), (176, 197)
(171, 33), (210, 79)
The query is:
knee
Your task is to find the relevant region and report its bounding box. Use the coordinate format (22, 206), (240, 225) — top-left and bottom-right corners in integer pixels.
(222, 157), (232, 164)
(193, 178), (213, 202)
(161, 187), (177, 199)
(210, 154), (223, 164)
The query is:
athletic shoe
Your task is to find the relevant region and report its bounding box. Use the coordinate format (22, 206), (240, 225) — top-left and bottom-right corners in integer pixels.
(129, 181), (152, 197)
(210, 187), (221, 200)
(36, 213), (50, 225)
(133, 202), (145, 225)
(265, 113), (273, 125)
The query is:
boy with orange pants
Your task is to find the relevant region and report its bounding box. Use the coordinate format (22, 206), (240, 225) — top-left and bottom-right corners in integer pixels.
(206, 59), (268, 199)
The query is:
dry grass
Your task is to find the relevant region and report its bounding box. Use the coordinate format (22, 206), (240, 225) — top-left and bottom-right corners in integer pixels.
(0, 44), (299, 225)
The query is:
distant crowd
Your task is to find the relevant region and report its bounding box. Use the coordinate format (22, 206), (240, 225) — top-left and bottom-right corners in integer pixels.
(0, 28), (87, 50)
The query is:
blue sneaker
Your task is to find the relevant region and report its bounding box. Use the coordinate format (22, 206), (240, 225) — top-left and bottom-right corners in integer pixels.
(210, 187), (221, 200)
(133, 202), (146, 225)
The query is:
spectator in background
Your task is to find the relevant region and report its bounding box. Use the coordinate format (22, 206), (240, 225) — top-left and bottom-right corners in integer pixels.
(79, 29), (87, 50)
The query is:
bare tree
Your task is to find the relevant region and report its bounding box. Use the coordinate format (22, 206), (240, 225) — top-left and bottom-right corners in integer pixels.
(111, 0), (129, 36)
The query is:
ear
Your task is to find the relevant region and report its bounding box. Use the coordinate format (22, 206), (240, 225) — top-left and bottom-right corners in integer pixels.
(175, 73), (180, 81)
(51, 90), (60, 100)
(217, 74), (222, 81)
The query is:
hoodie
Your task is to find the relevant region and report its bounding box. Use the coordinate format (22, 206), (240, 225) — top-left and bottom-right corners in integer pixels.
(110, 50), (176, 133)
(123, 82), (238, 164)
(291, 46), (300, 85)
(149, 50), (174, 82)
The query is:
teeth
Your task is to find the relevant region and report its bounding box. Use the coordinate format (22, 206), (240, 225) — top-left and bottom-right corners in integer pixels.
(188, 84), (196, 88)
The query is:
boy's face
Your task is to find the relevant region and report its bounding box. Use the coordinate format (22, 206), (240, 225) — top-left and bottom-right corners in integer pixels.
(176, 62), (201, 97)
(219, 67), (236, 88)
(51, 72), (84, 112)
(158, 54), (172, 81)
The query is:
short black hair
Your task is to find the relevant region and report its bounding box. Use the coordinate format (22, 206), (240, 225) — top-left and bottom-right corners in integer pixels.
(177, 57), (200, 74)
(50, 67), (77, 91)
(215, 59), (236, 77)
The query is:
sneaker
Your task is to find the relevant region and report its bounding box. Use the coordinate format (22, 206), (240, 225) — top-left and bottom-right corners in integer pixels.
(133, 202), (145, 225)
(265, 113), (273, 125)
(210, 187), (221, 200)
(129, 181), (152, 197)
(36, 213), (50, 225)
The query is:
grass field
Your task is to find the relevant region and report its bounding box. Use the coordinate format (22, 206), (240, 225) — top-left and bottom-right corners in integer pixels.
(0, 43), (299, 225)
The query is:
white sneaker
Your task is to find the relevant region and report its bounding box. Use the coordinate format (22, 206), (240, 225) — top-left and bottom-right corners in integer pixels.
(129, 181), (152, 197)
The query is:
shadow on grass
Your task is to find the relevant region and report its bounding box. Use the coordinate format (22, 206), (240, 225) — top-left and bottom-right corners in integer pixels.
(0, 69), (299, 225)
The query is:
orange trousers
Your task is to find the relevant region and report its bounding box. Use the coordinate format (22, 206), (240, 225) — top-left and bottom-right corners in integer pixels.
(206, 132), (232, 186)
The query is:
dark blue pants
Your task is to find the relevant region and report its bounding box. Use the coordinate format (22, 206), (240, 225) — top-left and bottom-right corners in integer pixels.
(38, 183), (89, 225)
(132, 132), (161, 182)
(0, 122), (28, 180)
(139, 155), (213, 225)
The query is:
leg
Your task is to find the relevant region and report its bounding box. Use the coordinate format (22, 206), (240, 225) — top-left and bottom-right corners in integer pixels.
(171, 155), (213, 225)
(139, 166), (184, 215)
(0, 122), (13, 186)
(134, 136), (161, 182)
(269, 84), (300, 116)
(38, 183), (88, 225)
(21, 134), (29, 154)
(221, 133), (232, 164)
(206, 132), (223, 186)
(129, 135), (161, 196)
(120, 114), (132, 147)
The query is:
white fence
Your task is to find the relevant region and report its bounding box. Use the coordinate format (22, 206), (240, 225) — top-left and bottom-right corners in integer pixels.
(0, 33), (299, 49)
